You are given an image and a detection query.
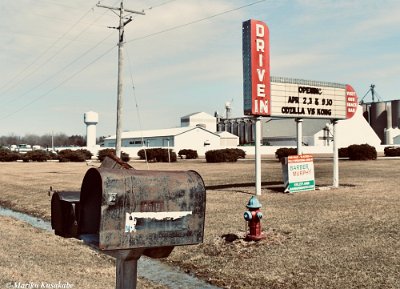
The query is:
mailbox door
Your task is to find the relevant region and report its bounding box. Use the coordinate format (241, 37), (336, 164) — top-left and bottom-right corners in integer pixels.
(51, 191), (80, 238)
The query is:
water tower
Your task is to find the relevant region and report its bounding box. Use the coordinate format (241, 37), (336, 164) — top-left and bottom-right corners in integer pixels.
(84, 111), (98, 148)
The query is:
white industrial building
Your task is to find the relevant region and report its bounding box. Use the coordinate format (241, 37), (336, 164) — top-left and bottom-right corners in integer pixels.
(101, 106), (385, 157)
(180, 112), (217, 132)
(102, 112), (239, 157)
(394, 134), (400, 144)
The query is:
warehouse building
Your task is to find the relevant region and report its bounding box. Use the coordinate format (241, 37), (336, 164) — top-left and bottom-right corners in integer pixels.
(102, 104), (382, 158)
(103, 114), (239, 156)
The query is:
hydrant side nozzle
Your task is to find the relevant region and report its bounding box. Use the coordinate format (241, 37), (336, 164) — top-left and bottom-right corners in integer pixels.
(256, 212), (263, 220)
(244, 211), (252, 221)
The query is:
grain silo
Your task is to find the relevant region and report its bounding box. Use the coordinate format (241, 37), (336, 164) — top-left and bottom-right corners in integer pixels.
(369, 102), (386, 143)
(362, 103), (370, 123)
(391, 100), (400, 129)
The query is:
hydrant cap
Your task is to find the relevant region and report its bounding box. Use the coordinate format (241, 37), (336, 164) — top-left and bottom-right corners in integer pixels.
(246, 196), (262, 209)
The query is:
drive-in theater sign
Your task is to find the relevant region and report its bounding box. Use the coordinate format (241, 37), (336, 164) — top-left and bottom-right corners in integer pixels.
(242, 19), (358, 119)
(242, 19), (358, 194)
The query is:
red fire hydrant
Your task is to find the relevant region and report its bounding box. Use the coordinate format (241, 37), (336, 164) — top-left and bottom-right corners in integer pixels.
(243, 196), (265, 241)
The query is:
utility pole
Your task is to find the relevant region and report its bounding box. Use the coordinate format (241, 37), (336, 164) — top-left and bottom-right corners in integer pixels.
(96, 1), (145, 158)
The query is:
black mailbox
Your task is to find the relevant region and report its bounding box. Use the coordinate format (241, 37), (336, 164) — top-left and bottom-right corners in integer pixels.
(51, 191), (80, 238)
(78, 167), (206, 253)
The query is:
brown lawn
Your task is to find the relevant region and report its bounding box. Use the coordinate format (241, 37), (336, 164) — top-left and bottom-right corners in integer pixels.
(0, 158), (399, 288)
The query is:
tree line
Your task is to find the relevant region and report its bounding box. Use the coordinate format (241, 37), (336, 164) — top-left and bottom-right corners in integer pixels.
(0, 133), (106, 148)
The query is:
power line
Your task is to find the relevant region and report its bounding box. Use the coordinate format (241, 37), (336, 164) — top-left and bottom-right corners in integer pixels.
(0, 0), (170, 119)
(126, 0), (266, 44)
(0, 0), (266, 120)
(34, 0), (78, 10)
(0, 1), (120, 98)
(0, 44), (116, 121)
(2, 32), (115, 108)
(0, 5), (96, 95)
(126, 48), (149, 169)
(143, 0), (177, 11)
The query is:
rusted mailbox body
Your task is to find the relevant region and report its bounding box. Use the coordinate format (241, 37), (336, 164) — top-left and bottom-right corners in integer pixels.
(51, 161), (206, 289)
(78, 167), (206, 252)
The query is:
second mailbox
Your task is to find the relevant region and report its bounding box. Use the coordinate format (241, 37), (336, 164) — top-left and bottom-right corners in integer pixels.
(78, 167), (206, 252)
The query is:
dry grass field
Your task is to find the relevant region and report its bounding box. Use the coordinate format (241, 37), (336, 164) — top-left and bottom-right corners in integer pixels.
(0, 158), (399, 288)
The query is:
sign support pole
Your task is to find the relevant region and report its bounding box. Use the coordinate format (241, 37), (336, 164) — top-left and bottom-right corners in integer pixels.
(296, 118), (303, 155)
(332, 119), (339, 187)
(255, 116), (262, 196)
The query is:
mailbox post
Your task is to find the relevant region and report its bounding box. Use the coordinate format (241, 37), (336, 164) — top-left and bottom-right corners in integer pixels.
(51, 157), (206, 289)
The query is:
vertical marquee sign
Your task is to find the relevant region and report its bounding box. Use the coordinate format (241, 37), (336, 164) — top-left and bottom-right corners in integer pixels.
(243, 19), (271, 116)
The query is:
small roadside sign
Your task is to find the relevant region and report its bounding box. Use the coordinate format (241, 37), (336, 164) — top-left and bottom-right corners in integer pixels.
(282, 155), (315, 193)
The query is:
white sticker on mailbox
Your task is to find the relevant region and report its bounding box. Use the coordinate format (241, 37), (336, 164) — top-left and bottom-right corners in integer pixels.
(125, 211), (192, 233)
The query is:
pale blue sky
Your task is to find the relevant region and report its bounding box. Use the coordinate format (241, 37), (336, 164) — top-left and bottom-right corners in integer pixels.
(0, 0), (399, 137)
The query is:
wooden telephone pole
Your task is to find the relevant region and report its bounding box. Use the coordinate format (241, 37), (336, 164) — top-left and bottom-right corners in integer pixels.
(96, 1), (145, 158)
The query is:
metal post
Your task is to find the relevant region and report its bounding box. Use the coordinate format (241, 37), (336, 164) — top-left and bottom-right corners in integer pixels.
(167, 139), (170, 163)
(111, 249), (143, 289)
(116, 258), (138, 289)
(296, 118), (303, 155)
(51, 131), (54, 151)
(255, 117), (262, 196)
(244, 120), (248, 144)
(332, 119), (339, 187)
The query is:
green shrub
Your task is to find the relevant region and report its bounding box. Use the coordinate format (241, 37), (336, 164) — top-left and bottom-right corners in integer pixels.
(347, 144), (377, 161)
(275, 147), (297, 160)
(339, 147), (349, 158)
(0, 148), (20, 162)
(137, 148), (176, 162)
(384, 146), (400, 157)
(205, 148), (244, 163)
(58, 149), (86, 162)
(226, 148), (246, 159)
(48, 151), (58, 160)
(76, 149), (93, 160)
(137, 149), (146, 160)
(98, 148), (130, 162)
(178, 149), (198, 159)
(23, 150), (50, 162)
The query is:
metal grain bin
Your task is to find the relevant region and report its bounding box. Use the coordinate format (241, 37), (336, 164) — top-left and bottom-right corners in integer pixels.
(392, 100), (400, 129)
(370, 102), (387, 143)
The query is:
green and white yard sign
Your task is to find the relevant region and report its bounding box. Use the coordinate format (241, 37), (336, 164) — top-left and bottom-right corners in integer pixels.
(282, 155), (315, 193)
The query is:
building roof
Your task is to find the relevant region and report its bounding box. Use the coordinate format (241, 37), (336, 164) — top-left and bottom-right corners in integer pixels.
(181, 112), (202, 119)
(105, 126), (218, 140)
(216, 131), (239, 139)
(180, 111), (215, 119)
